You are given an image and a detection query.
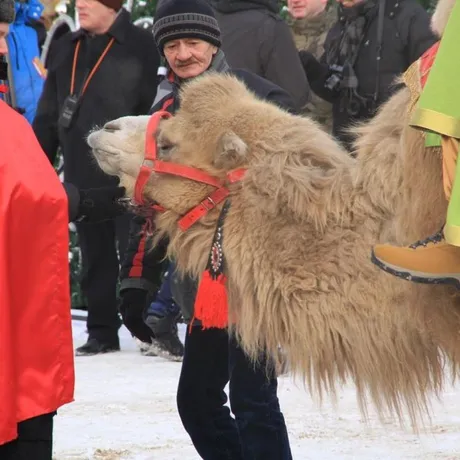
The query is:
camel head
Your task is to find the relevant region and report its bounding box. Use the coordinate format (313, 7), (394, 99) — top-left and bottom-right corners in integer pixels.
(91, 72), (352, 246)
(88, 74), (267, 216)
(88, 115), (150, 195)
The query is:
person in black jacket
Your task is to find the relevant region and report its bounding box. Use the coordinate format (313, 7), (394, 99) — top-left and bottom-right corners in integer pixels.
(299, 0), (437, 151)
(209, 0), (311, 111)
(0, 3), (126, 225)
(33, 0), (161, 356)
(121, 0), (294, 458)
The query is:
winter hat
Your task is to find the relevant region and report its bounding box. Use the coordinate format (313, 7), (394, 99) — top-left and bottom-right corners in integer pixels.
(0, 0), (15, 24)
(153, 0), (221, 54)
(96, 0), (124, 11)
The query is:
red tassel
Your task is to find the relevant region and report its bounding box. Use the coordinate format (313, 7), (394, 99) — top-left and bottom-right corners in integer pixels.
(194, 271), (228, 329)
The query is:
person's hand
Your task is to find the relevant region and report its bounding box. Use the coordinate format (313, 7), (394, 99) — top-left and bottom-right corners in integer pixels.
(78, 185), (126, 222)
(119, 288), (155, 344)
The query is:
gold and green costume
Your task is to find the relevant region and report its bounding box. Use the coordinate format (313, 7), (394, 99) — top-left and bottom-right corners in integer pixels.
(410, 0), (460, 245)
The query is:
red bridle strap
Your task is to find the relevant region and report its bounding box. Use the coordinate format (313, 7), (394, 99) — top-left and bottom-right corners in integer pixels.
(177, 167), (246, 231)
(135, 110), (226, 204)
(134, 109), (247, 231)
(134, 111), (172, 205)
(153, 160), (224, 188)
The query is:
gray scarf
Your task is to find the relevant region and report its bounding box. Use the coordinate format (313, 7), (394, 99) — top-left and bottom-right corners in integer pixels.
(325, 0), (378, 115)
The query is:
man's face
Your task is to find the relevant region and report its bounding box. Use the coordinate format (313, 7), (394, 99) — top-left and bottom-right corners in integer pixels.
(0, 23), (9, 55)
(288, 0), (326, 18)
(76, 0), (116, 34)
(163, 38), (218, 79)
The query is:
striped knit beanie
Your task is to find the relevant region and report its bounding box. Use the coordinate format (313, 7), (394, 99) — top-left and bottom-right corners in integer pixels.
(153, 0), (221, 55)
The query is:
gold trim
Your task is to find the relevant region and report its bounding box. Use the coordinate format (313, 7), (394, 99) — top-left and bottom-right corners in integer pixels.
(403, 61), (422, 116)
(411, 108), (460, 138)
(444, 224), (460, 247)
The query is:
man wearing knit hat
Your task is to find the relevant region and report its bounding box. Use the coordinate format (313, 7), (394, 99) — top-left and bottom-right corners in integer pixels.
(120, 0), (294, 458)
(33, 0), (162, 356)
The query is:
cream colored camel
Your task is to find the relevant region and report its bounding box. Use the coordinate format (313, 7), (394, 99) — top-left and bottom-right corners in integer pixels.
(87, 0), (459, 427)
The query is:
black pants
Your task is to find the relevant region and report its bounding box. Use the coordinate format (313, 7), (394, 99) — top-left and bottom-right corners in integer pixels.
(76, 213), (132, 343)
(0, 413), (55, 460)
(177, 328), (292, 460)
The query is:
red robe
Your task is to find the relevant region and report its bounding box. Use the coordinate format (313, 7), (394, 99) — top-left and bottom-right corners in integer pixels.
(0, 100), (74, 445)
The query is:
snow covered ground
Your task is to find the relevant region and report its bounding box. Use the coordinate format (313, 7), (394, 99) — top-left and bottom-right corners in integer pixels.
(53, 317), (460, 460)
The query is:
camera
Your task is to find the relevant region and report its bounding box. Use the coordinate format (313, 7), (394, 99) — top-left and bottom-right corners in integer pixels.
(324, 64), (344, 92)
(59, 94), (80, 129)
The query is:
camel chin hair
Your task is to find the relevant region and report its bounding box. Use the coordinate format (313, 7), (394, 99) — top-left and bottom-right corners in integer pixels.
(89, 72), (460, 430)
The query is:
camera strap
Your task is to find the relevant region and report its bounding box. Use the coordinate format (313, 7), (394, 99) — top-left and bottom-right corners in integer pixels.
(373, 0), (386, 104)
(70, 37), (115, 98)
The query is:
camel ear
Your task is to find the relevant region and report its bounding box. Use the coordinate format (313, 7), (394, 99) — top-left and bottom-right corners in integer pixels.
(214, 132), (248, 169)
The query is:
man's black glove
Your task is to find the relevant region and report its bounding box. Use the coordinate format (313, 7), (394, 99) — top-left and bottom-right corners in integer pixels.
(298, 50), (328, 82)
(119, 288), (155, 344)
(78, 185), (126, 222)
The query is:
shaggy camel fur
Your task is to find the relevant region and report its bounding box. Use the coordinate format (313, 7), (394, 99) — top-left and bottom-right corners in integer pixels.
(87, 0), (460, 427)
(88, 74), (460, 427)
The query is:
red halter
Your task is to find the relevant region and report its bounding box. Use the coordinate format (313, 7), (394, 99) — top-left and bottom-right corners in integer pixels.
(419, 41), (440, 89)
(133, 110), (246, 232)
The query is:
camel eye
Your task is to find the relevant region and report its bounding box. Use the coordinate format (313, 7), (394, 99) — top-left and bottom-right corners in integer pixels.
(157, 142), (173, 159)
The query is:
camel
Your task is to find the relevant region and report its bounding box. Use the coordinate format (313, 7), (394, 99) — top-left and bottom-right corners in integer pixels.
(87, 0), (460, 427)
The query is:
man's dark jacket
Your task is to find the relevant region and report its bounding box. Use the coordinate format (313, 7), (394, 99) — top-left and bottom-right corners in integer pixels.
(210, 0), (310, 111)
(303, 0), (437, 149)
(32, 9), (160, 189)
(120, 60), (295, 322)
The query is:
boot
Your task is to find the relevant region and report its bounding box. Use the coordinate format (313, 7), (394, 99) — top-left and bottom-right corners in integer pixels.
(371, 229), (460, 288)
(143, 267), (184, 360)
(144, 312), (184, 361)
(75, 337), (120, 356)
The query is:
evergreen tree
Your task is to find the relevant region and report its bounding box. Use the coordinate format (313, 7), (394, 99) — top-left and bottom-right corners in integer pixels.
(131, 0), (157, 21)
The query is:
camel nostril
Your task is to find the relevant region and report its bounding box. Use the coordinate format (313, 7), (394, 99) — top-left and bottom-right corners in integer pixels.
(104, 121), (120, 133)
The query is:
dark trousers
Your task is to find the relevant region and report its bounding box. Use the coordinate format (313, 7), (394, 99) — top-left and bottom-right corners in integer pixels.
(76, 213), (132, 343)
(0, 413), (55, 460)
(177, 328), (292, 460)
